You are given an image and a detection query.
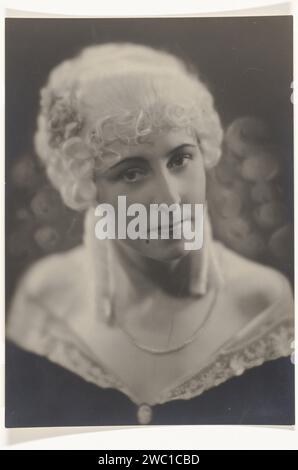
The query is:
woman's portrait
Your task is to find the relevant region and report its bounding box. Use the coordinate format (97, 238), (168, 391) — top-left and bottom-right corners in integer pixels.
(5, 17), (294, 427)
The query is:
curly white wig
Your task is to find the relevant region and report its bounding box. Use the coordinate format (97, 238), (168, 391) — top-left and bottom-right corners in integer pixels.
(34, 42), (223, 210)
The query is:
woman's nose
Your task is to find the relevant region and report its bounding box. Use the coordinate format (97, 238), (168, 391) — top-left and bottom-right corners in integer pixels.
(152, 172), (182, 207)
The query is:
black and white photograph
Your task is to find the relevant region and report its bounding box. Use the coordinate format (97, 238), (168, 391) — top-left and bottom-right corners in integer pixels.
(5, 16), (294, 427)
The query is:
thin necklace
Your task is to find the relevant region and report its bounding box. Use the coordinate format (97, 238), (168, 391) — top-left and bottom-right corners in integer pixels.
(115, 288), (218, 355)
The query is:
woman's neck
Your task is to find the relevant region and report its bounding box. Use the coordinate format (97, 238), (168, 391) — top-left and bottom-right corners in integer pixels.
(83, 204), (211, 301)
(111, 239), (205, 297)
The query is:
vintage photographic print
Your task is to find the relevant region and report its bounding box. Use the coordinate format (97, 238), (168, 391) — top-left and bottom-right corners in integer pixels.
(5, 16), (294, 427)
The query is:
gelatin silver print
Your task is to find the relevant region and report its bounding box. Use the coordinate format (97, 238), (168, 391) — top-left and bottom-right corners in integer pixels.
(5, 16), (294, 427)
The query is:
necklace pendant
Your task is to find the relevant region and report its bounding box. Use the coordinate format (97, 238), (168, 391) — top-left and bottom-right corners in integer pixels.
(137, 403), (153, 425)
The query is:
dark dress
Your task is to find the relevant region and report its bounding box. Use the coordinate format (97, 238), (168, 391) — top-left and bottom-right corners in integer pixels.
(5, 340), (295, 428)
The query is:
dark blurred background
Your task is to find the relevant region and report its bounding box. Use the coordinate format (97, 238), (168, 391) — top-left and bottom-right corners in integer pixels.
(5, 17), (294, 304)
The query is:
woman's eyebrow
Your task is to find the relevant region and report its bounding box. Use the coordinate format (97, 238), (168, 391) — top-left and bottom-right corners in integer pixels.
(166, 143), (197, 156)
(104, 156), (147, 172)
(104, 143), (197, 172)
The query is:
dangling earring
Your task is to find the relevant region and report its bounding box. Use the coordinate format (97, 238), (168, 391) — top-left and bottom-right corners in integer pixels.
(90, 194), (114, 325)
(102, 235), (115, 325)
(83, 204), (115, 326)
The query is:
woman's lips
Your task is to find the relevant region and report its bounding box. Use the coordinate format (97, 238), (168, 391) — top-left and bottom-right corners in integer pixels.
(147, 218), (192, 234)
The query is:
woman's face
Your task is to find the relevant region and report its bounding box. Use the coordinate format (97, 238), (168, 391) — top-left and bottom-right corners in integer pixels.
(94, 127), (206, 261)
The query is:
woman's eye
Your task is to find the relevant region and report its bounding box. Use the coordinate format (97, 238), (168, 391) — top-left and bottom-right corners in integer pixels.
(120, 168), (146, 183)
(168, 153), (192, 170)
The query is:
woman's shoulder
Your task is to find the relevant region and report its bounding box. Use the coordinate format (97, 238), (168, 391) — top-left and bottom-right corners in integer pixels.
(214, 240), (293, 313)
(207, 240), (294, 373)
(6, 245), (88, 346)
(13, 244), (86, 299)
